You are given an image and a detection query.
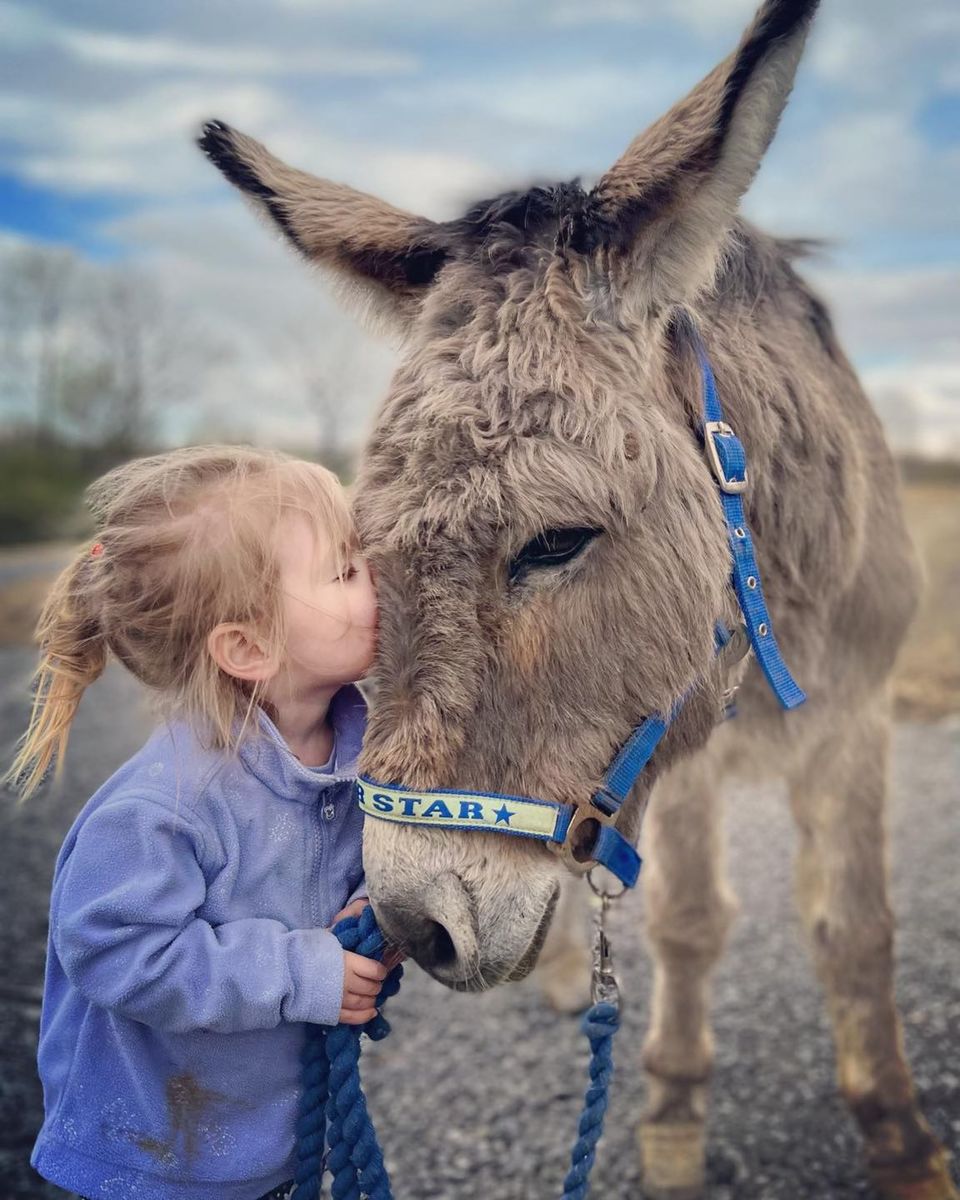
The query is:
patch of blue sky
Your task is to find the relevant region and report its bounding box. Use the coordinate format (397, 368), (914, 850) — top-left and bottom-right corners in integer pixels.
(847, 234), (960, 271)
(916, 93), (960, 148)
(783, 233), (960, 273)
(0, 173), (130, 260)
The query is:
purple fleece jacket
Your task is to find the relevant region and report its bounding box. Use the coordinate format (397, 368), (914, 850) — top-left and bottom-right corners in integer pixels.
(31, 685), (368, 1200)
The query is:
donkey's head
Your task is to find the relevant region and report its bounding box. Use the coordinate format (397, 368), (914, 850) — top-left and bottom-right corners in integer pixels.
(201, 0), (819, 988)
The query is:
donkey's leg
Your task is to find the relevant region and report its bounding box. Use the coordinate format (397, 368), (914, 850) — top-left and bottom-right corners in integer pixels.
(639, 754), (735, 1200)
(535, 872), (592, 1014)
(789, 700), (957, 1200)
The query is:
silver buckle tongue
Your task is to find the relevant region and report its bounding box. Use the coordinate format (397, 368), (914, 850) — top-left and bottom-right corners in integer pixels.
(588, 868), (624, 1010)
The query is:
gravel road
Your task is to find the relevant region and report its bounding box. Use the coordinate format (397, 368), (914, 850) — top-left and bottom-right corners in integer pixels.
(0, 549), (70, 589)
(1, 648), (957, 1200)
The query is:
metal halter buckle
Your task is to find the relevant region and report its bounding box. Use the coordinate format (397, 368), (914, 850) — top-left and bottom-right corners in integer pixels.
(704, 421), (748, 495)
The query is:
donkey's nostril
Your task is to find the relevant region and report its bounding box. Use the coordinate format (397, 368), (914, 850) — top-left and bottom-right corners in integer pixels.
(426, 920), (457, 969)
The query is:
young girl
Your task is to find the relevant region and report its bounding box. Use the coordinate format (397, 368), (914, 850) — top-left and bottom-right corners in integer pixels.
(7, 445), (394, 1200)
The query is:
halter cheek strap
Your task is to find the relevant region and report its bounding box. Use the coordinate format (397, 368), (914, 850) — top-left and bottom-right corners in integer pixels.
(357, 331), (805, 888)
(697, 342), (806, 711)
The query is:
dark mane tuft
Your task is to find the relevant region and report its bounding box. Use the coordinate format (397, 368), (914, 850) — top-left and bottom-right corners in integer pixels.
(440, 180), (596, 267)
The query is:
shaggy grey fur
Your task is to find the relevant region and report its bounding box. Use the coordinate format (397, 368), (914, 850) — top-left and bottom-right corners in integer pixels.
(198, 1), (958, 1196)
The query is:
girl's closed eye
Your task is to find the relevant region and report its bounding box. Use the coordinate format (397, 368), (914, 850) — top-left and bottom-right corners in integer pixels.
(331, 561), (358, 584)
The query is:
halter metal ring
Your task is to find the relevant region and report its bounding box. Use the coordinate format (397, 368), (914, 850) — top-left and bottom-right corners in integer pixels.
(551, 802), (618, 878)
(587, 866), (628, 901)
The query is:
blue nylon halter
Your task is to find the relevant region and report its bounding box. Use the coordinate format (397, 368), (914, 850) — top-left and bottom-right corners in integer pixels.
(696, 336), (806, 710)
(358, 331), (805, 887)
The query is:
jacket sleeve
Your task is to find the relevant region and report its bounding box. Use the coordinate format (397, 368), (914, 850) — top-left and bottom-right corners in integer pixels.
(51, 795), (345, 1033)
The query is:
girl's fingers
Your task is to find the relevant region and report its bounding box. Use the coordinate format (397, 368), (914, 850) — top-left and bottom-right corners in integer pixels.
(344, 976), (380, 997)
(351, 959), (388, 982)
(342, 991), (378, 1009)
(339, 1007), (377, 1025)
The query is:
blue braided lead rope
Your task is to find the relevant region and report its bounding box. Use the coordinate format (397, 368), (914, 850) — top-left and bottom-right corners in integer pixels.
(292, 908), (621, 1200)
(560, 1001), (621, 1200)
(293, 1024), (329, 1198)
(291, 904), (402, 1200)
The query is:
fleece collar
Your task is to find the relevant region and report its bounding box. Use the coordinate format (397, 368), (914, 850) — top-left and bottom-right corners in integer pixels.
(237, 684), (367, 805)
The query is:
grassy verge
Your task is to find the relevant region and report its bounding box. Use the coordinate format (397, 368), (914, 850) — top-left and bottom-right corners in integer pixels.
(893, 483), (960, 719)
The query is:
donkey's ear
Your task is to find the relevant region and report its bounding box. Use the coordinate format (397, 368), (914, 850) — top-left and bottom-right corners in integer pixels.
(585, 0), (820, 317)
(197, 121), (448, 337)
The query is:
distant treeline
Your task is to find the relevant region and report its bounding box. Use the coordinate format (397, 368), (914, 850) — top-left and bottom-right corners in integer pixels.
(0, 431), (352, 546)
(898, 455), (960, 485)
(0, 433), (139, 545)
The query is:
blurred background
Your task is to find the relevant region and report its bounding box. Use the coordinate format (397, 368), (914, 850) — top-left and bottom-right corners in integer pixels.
(1, 2), (958, 1197)
(1, 0), (959, 704)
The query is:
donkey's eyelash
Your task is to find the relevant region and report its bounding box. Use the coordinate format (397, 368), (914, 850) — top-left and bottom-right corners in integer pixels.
(507, 527), (602, 584)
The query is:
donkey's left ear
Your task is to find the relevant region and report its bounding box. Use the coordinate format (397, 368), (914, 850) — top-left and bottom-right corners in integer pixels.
(584, 0), (820, 318)
(197, 121), (448, 338)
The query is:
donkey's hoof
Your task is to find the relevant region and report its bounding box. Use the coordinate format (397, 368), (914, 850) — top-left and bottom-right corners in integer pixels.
(639, 1121), (706, 1200)
(534, 944), (592, 1014)
(869, 1148), (960, 1200)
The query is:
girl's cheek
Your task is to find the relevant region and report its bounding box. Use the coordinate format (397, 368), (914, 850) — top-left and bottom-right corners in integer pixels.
(359, 570), (378, 628)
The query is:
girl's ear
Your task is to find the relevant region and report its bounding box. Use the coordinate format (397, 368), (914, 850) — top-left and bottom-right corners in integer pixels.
(207, 623), (278, 683)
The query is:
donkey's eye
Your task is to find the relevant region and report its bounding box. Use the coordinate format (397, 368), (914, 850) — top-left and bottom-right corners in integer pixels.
(508, 527), (601, 583)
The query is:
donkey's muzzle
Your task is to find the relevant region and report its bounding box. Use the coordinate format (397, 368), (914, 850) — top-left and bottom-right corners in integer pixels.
(374, 871), (481, 985)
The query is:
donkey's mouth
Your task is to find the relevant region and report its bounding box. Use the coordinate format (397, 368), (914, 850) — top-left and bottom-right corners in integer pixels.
(443, 882), (560, 993)
(505, 881), (561, 983)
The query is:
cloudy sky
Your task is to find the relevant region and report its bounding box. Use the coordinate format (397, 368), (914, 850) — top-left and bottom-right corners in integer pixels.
(2, 0), (958, 454)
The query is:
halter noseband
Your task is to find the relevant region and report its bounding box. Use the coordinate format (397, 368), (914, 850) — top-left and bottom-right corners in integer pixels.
(357, 329), (805, 888)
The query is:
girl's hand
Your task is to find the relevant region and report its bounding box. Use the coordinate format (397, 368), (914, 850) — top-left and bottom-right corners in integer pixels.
(332, 896), (407, 983)
(339, 952), (388, 1025)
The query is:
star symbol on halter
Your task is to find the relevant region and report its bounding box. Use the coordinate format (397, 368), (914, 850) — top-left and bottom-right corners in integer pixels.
(493, 804), (515, 826)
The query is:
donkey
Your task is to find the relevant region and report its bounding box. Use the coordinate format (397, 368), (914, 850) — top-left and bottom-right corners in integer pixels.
(198, 1), (956, 1195)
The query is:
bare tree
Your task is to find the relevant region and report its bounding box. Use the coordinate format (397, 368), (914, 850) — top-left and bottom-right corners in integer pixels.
(0, 246), (227, 452)
(87, 266), (226, 452)
(269, 317), (355, 472)
(0, 244), (75, 441)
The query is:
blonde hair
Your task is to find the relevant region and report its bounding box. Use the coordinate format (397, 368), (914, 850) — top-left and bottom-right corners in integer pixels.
(6, 444), (355, 800)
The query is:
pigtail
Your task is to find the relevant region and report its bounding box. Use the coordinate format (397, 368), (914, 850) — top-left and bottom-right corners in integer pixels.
(4, 547), (107, 800)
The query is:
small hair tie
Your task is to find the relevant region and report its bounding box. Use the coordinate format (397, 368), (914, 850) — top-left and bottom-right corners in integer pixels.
(90, 542), (104, 558)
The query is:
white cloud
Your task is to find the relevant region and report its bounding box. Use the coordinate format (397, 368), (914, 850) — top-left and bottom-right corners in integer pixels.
(800, 261), (960, 455)
(60, 29), (419, 77)
(806, 264), (960, 360)
(1, 0), (419, 76)
(0, 70), (505, 211)
(746, 108), (959, 239)
(808, 1), (960, 94)
(548, 0), (755, 34)
(0, 0), (48, 45)
(381, 62), (685, 145)
(0, 82), (285, 196)
(864, 360), (960, 458)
